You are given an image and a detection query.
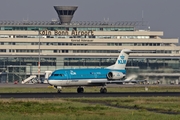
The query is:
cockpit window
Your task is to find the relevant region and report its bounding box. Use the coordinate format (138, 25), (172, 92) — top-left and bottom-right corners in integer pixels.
(54, 74), (59, 76)
(53, 74), (64, 77)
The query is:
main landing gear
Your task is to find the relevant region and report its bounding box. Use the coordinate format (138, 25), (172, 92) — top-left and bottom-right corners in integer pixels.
(100, 87), (107, 93)
(57, 89), (61, 93)
(55, 86), (107, 93)
(77, 86), (107, 93)
(77, 86), (84, 93)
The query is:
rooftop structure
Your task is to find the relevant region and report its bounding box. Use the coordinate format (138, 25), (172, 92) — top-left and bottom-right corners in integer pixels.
(54, 6), (78, 24)
(0, 20), (146, 27)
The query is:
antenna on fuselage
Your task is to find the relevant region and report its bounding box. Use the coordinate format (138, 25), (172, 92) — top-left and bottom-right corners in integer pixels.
(142, 10), (144, 26)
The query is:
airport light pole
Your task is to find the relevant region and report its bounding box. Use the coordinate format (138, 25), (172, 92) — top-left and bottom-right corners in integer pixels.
(38, 30), (41, 83)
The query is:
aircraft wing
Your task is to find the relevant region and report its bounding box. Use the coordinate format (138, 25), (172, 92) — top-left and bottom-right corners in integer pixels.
(88, 80), (145, 85)
(87, 80), (127, 84)
(106, 80), (125, 84)
(123, 80), (146, 83)
(106, 80), (146, 84)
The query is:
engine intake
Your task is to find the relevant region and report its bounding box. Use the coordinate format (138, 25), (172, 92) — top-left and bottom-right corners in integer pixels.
(107, 71), (125, 80)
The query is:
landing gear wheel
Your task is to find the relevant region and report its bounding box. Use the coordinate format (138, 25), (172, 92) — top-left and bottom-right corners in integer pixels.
(57, 89), (61, 93)
(77, 87), (84, 93)
(100, 88), (107, 93)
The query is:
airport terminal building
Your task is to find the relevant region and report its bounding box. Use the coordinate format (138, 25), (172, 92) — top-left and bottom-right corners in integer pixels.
(0, 6), (180, 84)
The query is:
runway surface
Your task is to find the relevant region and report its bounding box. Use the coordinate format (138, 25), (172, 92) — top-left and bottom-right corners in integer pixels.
(0, 83), (180, 88)
(0, 92), (180, 98)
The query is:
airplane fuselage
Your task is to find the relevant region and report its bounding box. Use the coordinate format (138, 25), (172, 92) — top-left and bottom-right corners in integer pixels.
(48, 68), (126, 87)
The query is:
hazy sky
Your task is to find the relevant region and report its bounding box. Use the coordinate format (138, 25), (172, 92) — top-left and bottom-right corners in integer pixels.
(0, 0), (180, 39)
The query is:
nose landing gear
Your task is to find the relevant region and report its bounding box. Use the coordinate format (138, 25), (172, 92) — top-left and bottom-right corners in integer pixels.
(54, 86), (62, 93)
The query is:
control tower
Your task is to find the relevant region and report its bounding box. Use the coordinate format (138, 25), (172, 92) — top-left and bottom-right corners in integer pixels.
(54, 6), (78, 24)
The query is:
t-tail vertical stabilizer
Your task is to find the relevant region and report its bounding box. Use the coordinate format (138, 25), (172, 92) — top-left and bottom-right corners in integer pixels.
(107, 49), (131, 70)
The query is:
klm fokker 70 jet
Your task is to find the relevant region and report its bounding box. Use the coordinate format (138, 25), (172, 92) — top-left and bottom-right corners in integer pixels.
(48, 49), (132, 93)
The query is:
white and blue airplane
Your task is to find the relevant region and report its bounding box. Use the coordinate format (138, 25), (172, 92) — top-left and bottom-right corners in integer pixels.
(48, 49), (132, 93)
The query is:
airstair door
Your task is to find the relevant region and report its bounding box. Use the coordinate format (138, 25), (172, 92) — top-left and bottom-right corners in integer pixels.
(65, 71), (71, 84)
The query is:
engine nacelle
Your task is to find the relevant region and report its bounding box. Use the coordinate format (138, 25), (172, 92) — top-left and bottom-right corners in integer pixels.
(107, 71), (125, 80)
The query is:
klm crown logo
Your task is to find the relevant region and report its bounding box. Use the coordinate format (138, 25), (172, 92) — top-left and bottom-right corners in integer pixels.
(118, 55), (126, 64)
(120, 55), (125, 59)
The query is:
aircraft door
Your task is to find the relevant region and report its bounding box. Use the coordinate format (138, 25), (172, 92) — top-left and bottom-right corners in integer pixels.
(94, 72), (97, 78)
(65, 71), (71, 84)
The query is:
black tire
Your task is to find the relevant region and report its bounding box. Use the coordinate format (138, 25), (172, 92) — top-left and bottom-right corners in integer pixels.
(80, 88), (84, 93)
(100, 88), (107, 93)
(103, 88), (107, 93)
(57, 89), (61, 93)
(77, 88), (81, 93)
(100, 88), (104, 93)
(77, 87), (84, 93)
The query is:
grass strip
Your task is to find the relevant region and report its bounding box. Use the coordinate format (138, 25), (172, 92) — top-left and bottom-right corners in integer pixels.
(0, 98), (180, 120)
